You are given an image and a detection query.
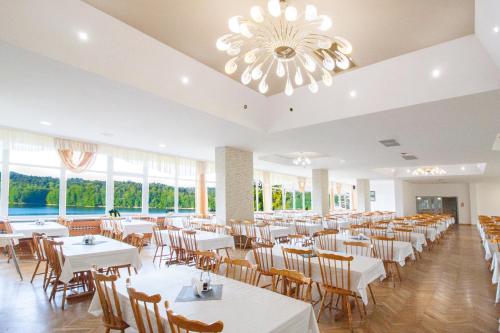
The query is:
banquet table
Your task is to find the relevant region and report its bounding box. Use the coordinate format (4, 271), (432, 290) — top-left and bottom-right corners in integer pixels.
(385, 231), (427, 252)
(119, 220), (156, 238)
(241, 225), (294, 242)
(88, 265), (319, 333)
(9, 221), (69, 238)
(56, 235), (142, 283)
(0, 233), (25, 280)
(491, 252), (500, 303)
(160, 229), (235, 251)
(336, 236), (415, 266)
(483, 238), (498, 261)
(246, 245), (386, 305)
(288, 222), (323, 235)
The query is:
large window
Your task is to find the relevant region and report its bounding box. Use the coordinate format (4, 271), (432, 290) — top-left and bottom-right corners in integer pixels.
(304, 191), (312, 210)
(253, 181), (263, 211)
(207, 185), (216, 213)
(178, 180), (195, 213)
(66, 171), (106, 215)
(295, 191), (303, 209)
(113, 175), (142, 214)
(285, 190), (293, 209)
(149, 178), (175, 213)
(272, 185), (283, 210)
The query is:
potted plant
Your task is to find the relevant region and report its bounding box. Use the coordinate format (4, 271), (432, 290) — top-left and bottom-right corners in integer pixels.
(108, 208), (121, 218)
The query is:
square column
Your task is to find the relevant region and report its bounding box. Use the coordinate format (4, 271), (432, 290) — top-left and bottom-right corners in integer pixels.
(215, 147), (254, 224)
(312, 169), (329, 216)
(356, 179), (371, 212)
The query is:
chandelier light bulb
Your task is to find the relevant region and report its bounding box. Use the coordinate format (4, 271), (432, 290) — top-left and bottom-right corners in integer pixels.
(250, 6), (264, 23)
(216, 1), (353, 96)
(285, 6), (298, 21)
(305, 5), (318, 21)
(268, 0), (281, 17)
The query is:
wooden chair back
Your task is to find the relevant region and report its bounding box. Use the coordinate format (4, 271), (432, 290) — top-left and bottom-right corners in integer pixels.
(32, 232), (47, 261)
(194, 250), (221, 273)
(224, 258), (258, 285)
(127, 287), (165, 333)
(129, 233), (145, 253)
(317, 252), (353, 294)
(153, 226), (165, 247)
(181, 230), (198, 255)
(271, 267), (312, 302)
(44, 239), (64, 276)
(201, 223), (216, 233)
(343, 241), (372, 257)
(215, 224), (231, 235)
(244, 221), (257, 239)
(256, 222), (273, 244)
(370, 226), (388, 237)
(166, 303), (224, 333)
(281, 247), (312, 278)
(314, 229), (339, 251)
(324, 219), (338, 230)
(112, 220), (124, 240)
(295, 221), (310, 236)
(252, 242), (274, 276)
(370, 236), (395, 262)
(167, 227), (184, 252)
(92, 270), (129, 331)
(393, 227), (412, 243)
(229, 220), (244, 237)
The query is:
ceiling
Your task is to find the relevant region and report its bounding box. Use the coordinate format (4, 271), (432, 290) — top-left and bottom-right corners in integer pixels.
(82, 0), (475, 95)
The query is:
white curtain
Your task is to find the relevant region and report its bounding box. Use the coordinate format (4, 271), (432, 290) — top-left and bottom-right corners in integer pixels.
(0, 127), (53, 151)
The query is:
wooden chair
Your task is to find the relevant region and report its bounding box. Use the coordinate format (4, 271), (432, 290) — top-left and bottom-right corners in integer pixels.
(370, 226), (388, 237)
(111, 220), (124, 240)
(201, 223), (216, 233)
(324, 219), (338, 230)
(166, 301), (224, 333)
(251, 242), (274, 288)
(282, 247), (321, 304)
(371, 236), (401, 286)
(127, 287), (165, 333)
(30, 232), (49, 288)
(182, 230), (198, 265)
(295, 220), (311, 237)
(128, 233), (145, 253)
(223, 257), (258, 286)
(243, 221), (257, 249)
(287, 234), (306, 246)
(271, 267), (312, 303)
(194, 250), (221, 273)
(43, 239), (87, 310)
(256, 222), (273, 244)
(316, 252), (363, 328)
(229, 220), (245, 249)
(393, 227), (412, 243)
(314, 229), (339, 251)
(92, 270), (129, 333)
(343, 241), (377, 304)
(152, 226), (169, 267)
(167, 227), (185, 265)
(215, 224), (231, 235)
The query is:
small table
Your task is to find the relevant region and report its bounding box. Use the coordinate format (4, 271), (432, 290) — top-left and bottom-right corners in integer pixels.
(0, 233), (24, 280)
(119, 220), (156, 239)
(9, 221), (69, 238)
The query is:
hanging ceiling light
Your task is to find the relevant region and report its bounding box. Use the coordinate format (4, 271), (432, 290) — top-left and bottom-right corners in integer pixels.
(216, 0), (354, 96)
(412, 166), (447, 176)
(293, 156), (311, 167)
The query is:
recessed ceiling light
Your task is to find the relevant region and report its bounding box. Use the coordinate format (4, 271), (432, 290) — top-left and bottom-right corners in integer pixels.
(406, 169), (411, 173)
(391, 168), (396, 173)
(431, 69), (441, 78)
(460, 166), (466, 171)
(349, 90), (357, 98)
(158, 144), (166, 148)
(493, 26), (499, 34)
(77, 31), (89, 42)
(181, 76), (189, 85)
(40, 121), (51, 126)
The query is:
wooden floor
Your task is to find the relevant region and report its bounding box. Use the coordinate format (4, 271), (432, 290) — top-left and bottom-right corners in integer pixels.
(0, 225), (498, 332)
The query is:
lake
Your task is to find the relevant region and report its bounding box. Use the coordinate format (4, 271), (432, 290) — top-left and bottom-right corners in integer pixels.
(8, 204), (195, 216)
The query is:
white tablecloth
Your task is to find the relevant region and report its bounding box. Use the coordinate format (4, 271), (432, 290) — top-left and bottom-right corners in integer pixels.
(483, 238), (497, 261)
(241, 225), (294, 242)
(120, 220), (156, 238)
(336, 236), (415, 266)
(161, 230), (235, 251)
(57, 235), (142, 283)
(491, 252), (500, 303)
(0, 233), (24, 247)
(246, 245), (386, 305)
(89, 265), (319, 333)
(9, 222), (69, 238)
(385, 232), (426, 253)
(288, 223), (323, 235)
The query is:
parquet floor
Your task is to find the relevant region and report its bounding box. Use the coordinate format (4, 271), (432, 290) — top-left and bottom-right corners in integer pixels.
(0, 225), (498, 332)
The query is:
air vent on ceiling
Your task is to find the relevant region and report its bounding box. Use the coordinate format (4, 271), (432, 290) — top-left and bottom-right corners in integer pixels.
(379, 139), (400, 147)
(402, 154), (418, 160)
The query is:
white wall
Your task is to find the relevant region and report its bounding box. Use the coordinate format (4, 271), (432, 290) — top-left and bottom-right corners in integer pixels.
(369, 180), (396, 212)
(469, 182), (500, 224)
(402, 182), (471, 224)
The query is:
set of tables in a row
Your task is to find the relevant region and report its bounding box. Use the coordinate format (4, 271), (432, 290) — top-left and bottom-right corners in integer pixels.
(477, 215), (500, 303)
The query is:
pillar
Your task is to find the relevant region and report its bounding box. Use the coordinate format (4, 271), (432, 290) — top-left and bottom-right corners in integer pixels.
(312, 169), (329, 216)
(215, 147), (254, 224)
(195, 161), (208, 216)
(356, 179), (370, 212)
(394, 179), (404, 217)
(262, 171), (272, 212)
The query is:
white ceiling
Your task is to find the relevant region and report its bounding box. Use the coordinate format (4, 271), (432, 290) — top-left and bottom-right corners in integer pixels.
(0, 0), (499, 183)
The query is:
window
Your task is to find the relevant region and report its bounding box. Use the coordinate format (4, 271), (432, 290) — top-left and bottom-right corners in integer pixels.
(295, 191), (303, 209)
(253, 181), (263, 211)
(113, 175), (142, 214)
(149, 177), (175, 213)
(9, 165), (60, 216)
(285, 190), (293, 209)
(272, 185), (283, 210)
(178, 180), (195, 213)
(304, 191), (312, 210)
(66, 171), (106, 215)
(207, 185), (216, 212)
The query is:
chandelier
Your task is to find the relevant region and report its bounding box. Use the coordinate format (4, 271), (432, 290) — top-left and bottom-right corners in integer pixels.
(293, 156), (311, 167)
(216, 0), (354, 96)
(412, 167), (447, 176)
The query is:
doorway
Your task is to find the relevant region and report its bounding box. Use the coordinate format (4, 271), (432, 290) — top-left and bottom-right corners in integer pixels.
(416, 196), (458, 223)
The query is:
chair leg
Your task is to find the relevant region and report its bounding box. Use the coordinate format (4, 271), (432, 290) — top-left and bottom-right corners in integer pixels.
(346, 296), (353, 330)
(354, 295), (363, 320)
(316, 291), (328, 322)
(158, 246), (164, 268)
(153, 246), (159, 263)
(61, 284), (67, 310)
(30, 260), (41, 283)
(395, 263), (402, 282)
(368, 284), (376, 305)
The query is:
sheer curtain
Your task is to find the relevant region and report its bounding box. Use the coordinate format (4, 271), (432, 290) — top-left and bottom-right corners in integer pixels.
(54, 138), (97, 173)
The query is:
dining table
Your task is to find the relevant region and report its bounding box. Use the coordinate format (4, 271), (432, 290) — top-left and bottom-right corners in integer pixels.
(9, 221), (69, 238)
(118, 219), (156, 238)
(160, 229), (235, 252)
(246, 244), (386, 305)
(0, 233), (25, 280)
(88, 265), (320, 333)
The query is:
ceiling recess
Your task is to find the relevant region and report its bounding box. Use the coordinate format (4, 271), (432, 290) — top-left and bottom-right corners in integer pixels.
(402, 154), (418, 160)
(379, 139), (400, 147)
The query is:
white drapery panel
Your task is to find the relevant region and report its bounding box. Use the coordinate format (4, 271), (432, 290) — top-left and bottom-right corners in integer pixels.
(270, 173), (300, 190)
(0, 127), (53, 151)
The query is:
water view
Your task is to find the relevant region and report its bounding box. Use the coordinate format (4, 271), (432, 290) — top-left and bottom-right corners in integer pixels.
(8, 204), (194, 216)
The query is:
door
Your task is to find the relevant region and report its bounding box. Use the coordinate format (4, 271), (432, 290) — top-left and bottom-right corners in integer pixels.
(442, 197), (458, 224)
